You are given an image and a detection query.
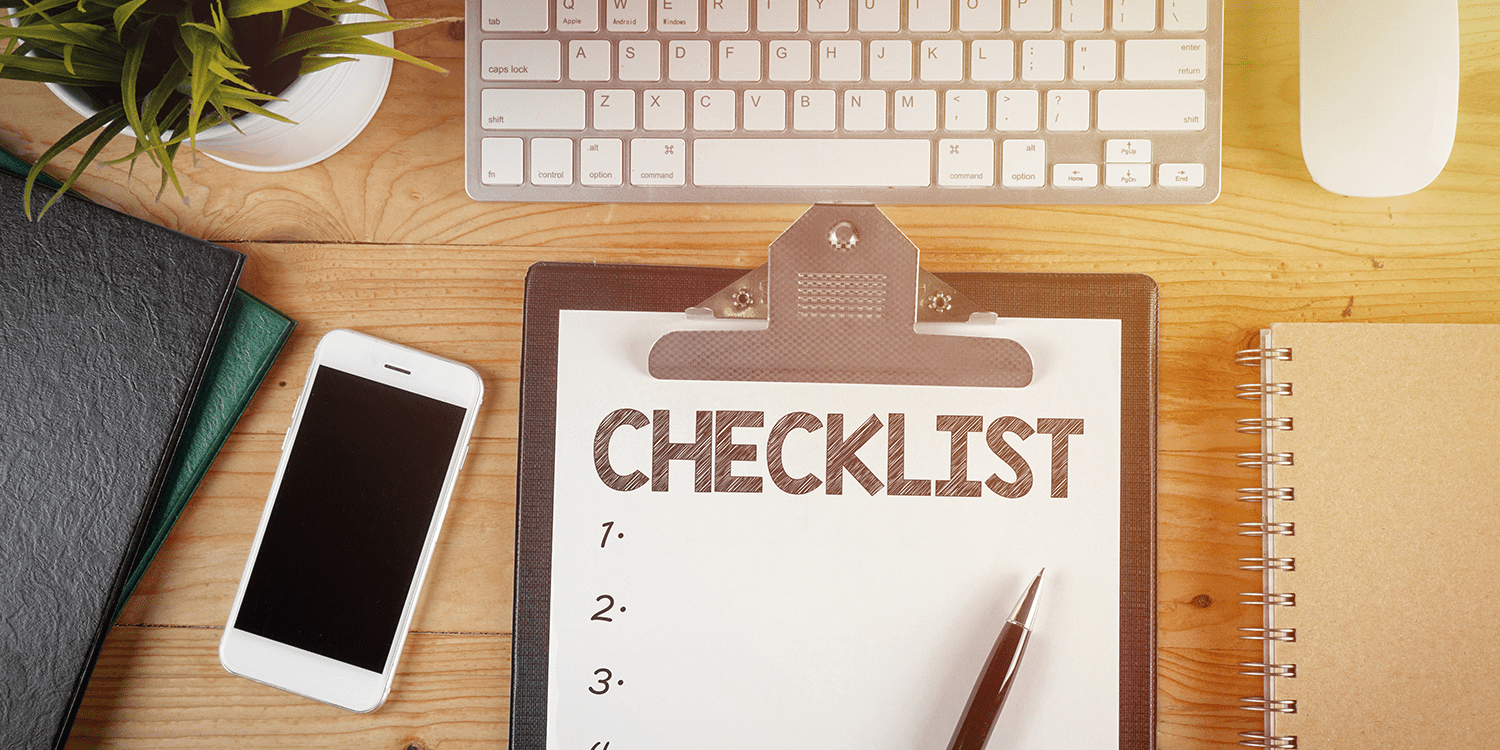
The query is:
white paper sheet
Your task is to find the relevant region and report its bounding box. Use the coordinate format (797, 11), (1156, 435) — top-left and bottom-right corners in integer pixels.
(549, 309), (1123, 750)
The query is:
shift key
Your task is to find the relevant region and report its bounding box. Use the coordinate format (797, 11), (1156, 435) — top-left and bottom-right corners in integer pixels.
(481, 89), (586, 130)
(1097, 89), (1205, 131)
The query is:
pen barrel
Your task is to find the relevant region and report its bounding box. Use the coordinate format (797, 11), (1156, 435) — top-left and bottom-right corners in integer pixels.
(946, 621), (1031, 750)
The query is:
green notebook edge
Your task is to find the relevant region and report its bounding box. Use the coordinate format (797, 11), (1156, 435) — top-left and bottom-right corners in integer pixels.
(0, 147), (60, 191)
(0, 147), (297, 618)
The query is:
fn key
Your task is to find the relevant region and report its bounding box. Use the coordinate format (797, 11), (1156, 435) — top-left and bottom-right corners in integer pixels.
(480, 138), (523, 186)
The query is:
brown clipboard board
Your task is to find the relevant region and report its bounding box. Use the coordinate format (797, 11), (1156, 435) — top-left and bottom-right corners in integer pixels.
(511, 204), (1158, 750)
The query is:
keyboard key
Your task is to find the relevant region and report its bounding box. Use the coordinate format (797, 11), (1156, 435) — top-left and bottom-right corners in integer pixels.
(909, 0), (952, 32)
(569, 40), (611, 81)
(656, 0), (698, 31)
(1073, 40), (1117, 82)
(719, 40), (762, 81)
(631, 139), (686, 185)
(1011, 0), (1054, 32)
(618, 40), (662, 81)
(769, 40), (813, 81)
(844, 90), (888, 131)
(858, 0), (901, 32)
(938, 139), (995, 186)
(557, 0), (599, 31)
(482, 89), (586, 130)
(759, 0), (800, 31)
(959, 0), (1003, 31)
(921, 40), (964, 82)
(1105, 163), (1151, 187)
(996, 90), (1040, 131)
(482, 0), (548, 31)
(1061, 0), (1106, 31)
(1054, 163), (1100, 187)
(481, 40), (561, 82)
(946, 90), (989, 131)
(693, 139), (931, 186)
(1097, 89), (1205, 130)
(668, 40), (711, 81)
(480, 137), (523, 185)
(1046, 89), (1090, 131)
(1021, 40), (1065, 82)
(643, 89), (687, 130)
(594, 89), (636, 130)
(971, 40), (1015, 82)
(894, 89), (939, 131)
(793, 89), (837, 130)
(744, 90), (788, 130)
(707, 0), (750, 32)
(870, 41), (914, 82)
(580, 138), (624, 185)
(1112, 0), (1155, 31)
(1001, 139), (1046, 186)
(531, 138), (574, 185)
(1163, 0), (1208, 31)
(693, 90), (736, 130)
(607, 0), (650, 31)
(1124, 39), (1208, 82)
(1105, 138), (1151, 162)
(820, 40), (863, 81)
(1159, 162), (1205, 187)
(807, 0), (851, 32)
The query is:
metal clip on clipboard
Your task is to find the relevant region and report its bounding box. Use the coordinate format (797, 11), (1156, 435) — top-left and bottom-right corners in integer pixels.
(649, 204), (1033, 388)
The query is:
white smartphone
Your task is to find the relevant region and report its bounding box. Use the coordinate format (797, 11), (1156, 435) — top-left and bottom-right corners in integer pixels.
(219, 329), (483, 712)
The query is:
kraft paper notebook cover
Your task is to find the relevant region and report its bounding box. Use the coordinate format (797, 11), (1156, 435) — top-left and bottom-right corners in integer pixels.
(511, 205), (1158, 749)
(0, 171), (244, 749)
(1237, 323), (1500, 749)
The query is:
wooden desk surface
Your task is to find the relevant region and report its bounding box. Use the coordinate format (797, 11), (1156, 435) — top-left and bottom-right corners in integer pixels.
(3, 1), (1498, 747)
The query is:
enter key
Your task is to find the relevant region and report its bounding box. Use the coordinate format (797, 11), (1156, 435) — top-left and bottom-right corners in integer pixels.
(1123, 40), (1208, 82)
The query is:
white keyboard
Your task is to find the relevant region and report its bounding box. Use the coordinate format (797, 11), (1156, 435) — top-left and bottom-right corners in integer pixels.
(464, 0), (1221, 204)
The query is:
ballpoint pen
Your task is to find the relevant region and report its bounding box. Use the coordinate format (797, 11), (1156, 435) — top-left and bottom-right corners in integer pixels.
(946, 569), (1044, 750)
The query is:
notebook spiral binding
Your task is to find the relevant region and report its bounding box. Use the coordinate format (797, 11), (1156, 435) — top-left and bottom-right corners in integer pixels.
(1234, 342), (1299, 749)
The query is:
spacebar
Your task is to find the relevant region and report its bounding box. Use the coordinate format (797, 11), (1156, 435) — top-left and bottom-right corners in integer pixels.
(693, 139), (932, 187)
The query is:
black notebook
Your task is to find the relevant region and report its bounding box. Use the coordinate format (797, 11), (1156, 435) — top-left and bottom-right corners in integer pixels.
(0, 172), (244, 748)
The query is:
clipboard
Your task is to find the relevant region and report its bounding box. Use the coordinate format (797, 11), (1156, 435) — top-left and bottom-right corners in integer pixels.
(512, 205), (1158, 750)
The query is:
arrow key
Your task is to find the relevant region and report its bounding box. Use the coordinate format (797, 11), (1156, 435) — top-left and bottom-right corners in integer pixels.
(1159, 162), (1205, 187)
(1053, 163), (1099, 188)
(1105, 139), (1152, 163)
(1105, 163), (1152, 187)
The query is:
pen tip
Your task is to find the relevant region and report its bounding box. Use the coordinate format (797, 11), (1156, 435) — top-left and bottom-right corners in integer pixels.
(1009, 570), (1044, 628)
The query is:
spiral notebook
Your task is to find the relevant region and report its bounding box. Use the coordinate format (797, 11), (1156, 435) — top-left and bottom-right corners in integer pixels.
(1236, 323), (1500, 750)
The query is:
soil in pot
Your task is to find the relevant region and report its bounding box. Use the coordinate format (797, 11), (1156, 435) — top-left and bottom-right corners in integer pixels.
(67, 0), (330, 122)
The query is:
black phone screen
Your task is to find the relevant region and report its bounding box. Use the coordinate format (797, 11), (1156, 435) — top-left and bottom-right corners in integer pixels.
(234, 365), (467, 673)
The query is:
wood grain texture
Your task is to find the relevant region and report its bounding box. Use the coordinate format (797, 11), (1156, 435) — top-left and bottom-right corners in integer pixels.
(0, 0), (1496, 747)
(66, 627), (510, 748)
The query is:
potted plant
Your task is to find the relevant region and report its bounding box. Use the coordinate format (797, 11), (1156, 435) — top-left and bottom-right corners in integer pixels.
(0, 0), (445, 217)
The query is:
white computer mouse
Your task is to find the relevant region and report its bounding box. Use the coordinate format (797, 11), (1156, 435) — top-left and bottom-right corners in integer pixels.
(1299, 0), (1460, 197)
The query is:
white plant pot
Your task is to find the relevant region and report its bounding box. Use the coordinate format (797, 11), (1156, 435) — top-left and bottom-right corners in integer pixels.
(44, 0), (394, 172)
